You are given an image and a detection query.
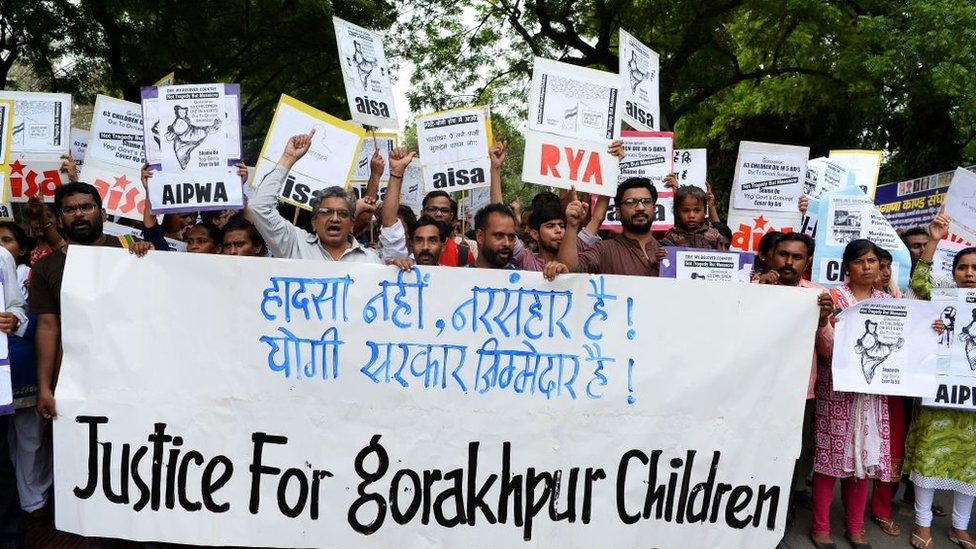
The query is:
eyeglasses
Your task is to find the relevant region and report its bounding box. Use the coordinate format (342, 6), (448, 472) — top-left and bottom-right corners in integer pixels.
(314, 208), (352, 219)
(620, 197), (655, 208)
(423, 206), (452, 215)
(62, 203), (98, 215)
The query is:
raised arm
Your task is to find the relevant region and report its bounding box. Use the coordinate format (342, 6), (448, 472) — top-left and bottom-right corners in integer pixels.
(558, 189), (586, 272)
(381, 148), (415, 228)
(246, 130), (314, 258)
(489, 140), (507, 204)
(911, 208), (949, 300)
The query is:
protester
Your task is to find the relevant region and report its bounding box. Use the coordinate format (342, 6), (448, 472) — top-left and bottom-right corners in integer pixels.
(904, 210), (976, 549)
(407, 216), (450, 266)
(660, 184), (730, 250)
(247, 131), (383, 263)
(874, 247), (903, 297)
(751, 230), (784, 282)
(809, 239), (895, 549)
(221, 216), (267, 257)
(559, 177), (663, 276)
(901, 227), (929, 271)
(421, 191), (476, 265)
(185, 223), (221, 254)
(32, 183), (126, 420)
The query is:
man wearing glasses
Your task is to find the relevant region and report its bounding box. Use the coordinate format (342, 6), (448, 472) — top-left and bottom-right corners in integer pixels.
(557, 177), (663, 276)
(419, 192), (476, 267)
(248, 131), (382, 263)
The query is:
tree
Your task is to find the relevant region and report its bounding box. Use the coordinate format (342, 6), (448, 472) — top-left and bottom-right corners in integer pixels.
(393, 0), (976, 196)
(2, 0), (397, 162)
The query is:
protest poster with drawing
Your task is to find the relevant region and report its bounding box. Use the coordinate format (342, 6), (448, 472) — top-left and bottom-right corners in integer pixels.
(619, 130), (672, 191)
(256, 95), (364, 210)
(811, 184), (910, 288)
(619, 28), (659, 131)
(80, 95), (150, 221)
(56, 246), (818, 548)
(832, 298), (941, 397)
(659, 247), (754, 283)
(333, 16), (399, 129)
(944, 167), (976, 235)
(731, 142), (808, 212)
(0, 91), (72, 203)
(416, 106), (493, 193)
(522, 57), (622, 196)
(828, 149), (882, 199)
(350, 133), (397, 183)
(672, 148), (707, 189)
(925, 291), (976, 410)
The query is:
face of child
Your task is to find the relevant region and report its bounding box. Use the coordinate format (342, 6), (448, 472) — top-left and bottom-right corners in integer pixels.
(677, 195), (706, 231)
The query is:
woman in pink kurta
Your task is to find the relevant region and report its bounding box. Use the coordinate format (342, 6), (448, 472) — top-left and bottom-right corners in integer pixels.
(810, 239), (893, 549)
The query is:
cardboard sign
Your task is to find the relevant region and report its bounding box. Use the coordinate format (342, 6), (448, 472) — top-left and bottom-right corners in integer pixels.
(333, 16), (399, 129)
(417, 106), (493, 193)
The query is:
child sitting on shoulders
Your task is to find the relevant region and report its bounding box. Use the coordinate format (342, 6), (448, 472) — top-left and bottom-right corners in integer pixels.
(660, 184), (730, 251)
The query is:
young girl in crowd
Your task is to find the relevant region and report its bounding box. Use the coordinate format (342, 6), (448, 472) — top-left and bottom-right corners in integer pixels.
(185, 223), (221, 254)
(905, 210), (976, 549)
(660, 185), (730, 250)
(875, 247), (903, 297)
(0, 222), (52, 518)
(811, 239), (895, 549)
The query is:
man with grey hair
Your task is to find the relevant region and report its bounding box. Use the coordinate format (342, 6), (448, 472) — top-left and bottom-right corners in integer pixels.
(247, 130), (383, 262)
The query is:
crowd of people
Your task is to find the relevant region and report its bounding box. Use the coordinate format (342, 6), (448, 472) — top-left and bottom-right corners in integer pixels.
(0, 129), (968, 549)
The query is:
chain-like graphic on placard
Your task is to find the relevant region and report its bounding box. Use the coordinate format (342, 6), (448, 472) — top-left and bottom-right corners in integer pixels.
(627, 51), (648, 94)
(164, 105), (221, 170)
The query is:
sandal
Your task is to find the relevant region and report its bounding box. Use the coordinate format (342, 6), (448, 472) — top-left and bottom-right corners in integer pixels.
(873, 515), (902, 536)
(949, 530), (976, 549)
(912, 530), (934, 549)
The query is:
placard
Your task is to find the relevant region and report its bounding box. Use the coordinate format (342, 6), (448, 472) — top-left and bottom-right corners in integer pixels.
(417, 106), (493, 193)
(832, 298), (940, 396)
(659, 247), (754, 282)
(333, 16), (399, 129)
(0, 100), (11, 203)
(54, 247), (818, 548)
(925, 292), (976, 410)
(0, 91), (71, 155)
(804, 157), (849, 199)
(350, 133), (397, 183)
(731, 142), (808, 212)
(619, 28), (660, 131)
(829, 149), (882, 200)
(672, 148), (706, 190)
(619, 130), (672, 191)
(70, 128), (88, 166)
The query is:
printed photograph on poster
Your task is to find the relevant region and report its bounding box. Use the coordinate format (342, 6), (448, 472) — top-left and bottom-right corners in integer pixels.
(804, 157), (849, 199)
(0, 91), (71, 155)
(70, 128), (88, 166)
(672, 148), (707, 189)
(832, 298), (941, 397)
(619, 130), (672, 191)
(157, 84), (228, 171)
(333, 16), (399, 129)
(416, 106), (493, 192)
(944, 167), (976, 234)
(659, 247), (754, 283)
(257, 95), (364, 209)
(527, 57), (621, 143)
(828, 149), (882, 199)
(619, 28), (660, 131)
(350, 133), (397, 183)
(732, 149), (806, 212)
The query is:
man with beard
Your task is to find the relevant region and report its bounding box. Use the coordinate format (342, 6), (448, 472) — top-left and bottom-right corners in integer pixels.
(558, 177), (663, 276)
(247, 130), (382, 263)
(473, 203), (519, 269)
(32, 183), (127, 420)
(408, 216), (449, 266)
(755, 232), (834, 543)
(420, 192), (476, 265)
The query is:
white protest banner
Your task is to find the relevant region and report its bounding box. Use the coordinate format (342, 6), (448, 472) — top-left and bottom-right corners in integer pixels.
(619, 28), (659, 131)
(70, 128), (88, 166)
(333, 16), (399, 129)
(731, 141), (808, 212)
(56, 247), (817, 548)
(803, 157), (849, 199)
(659, 247), (754, 283)
(925, 292), (976, 410)
(673, 148), (707, 189)
(523, 57), (622, 196)
(619, 130), (672, 191)
(256, 95), (364, 210)
(944, 167), (976, 235)
(80, 96), (149, 221)
(417, 106), (493, 193)
(147, 169), (242, 214)
(832, 298), (941, 396)
(0, 91), (71, 155)
(811, 184), (910, 288)
(350, 132), (397, 183)
(933, 239), (968, 281)
(828, 149), (882, 199)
